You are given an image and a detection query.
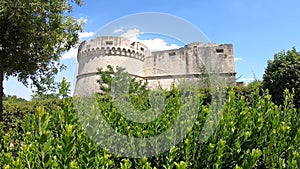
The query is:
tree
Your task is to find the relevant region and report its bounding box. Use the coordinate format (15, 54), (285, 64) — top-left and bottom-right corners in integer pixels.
(0, 0), (83, 121)
(97, 65), (150, 111)
(263, 47), (300, 108)
(97, 65), (149, 97)
(3, 94), (27, 102)
(31, 77), (71, 100)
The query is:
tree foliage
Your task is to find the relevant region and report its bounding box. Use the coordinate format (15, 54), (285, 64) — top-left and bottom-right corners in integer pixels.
(31, 77), (71, 100)
(2, 77), (70, 132)
(263, 47), (300, 108)
(3, 94), (27, 103)
(97, 65), (150, 111)
(0, 0), (83, 121)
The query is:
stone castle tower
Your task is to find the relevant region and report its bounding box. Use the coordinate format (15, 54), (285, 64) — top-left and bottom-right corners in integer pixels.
(74, 36), (236, 96)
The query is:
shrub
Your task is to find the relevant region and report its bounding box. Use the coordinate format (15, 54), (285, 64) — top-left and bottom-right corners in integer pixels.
(263, 47), (300, 108)
(2, 99), (63, 132)
(0, 87), (299, 168)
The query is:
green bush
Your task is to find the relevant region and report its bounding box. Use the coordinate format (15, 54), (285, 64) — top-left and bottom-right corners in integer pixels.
(2, 99), (63, 132)
(3, 94), (27, 102)
(263, 47), (300, 108)
(198, 81), (263, 106)
(0, 87), (299, 168)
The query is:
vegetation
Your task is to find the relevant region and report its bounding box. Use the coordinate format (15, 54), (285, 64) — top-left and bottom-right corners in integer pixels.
(3, 95), (27, 103)
(97, 65), (150, 111)
(0, 0), (83, 121)
(2, 77), (70, 133)
(2, 98), (63, 133)
(0, 84), (299, 168)
(0, 68), (299, 168)
(263, 47), (300, 108)
(31, 77), (72, 101)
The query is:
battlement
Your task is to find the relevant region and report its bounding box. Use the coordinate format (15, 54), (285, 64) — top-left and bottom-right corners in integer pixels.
(77, 36), (150, 61)
(78, 46), (146, 61)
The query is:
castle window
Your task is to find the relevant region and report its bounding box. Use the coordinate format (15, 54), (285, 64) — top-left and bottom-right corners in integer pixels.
(216, 49), (224, 53)
(169, 52), (176, 56)
(105, 41), (113, 45)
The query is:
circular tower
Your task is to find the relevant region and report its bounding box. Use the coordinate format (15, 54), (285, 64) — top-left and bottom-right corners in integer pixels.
(74, 36), (150, 96)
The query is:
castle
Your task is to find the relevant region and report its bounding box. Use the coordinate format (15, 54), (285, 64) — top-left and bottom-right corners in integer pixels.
(74, 36), (236, 96)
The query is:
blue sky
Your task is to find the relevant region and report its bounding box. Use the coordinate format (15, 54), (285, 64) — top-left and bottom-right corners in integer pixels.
(4, 0), (300, 100)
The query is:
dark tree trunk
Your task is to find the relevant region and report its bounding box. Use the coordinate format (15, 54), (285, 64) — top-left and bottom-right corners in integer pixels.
(0, 70), (3, 122)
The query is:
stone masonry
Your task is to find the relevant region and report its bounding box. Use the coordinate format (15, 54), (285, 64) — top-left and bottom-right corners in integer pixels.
(74, 36), (236, 96)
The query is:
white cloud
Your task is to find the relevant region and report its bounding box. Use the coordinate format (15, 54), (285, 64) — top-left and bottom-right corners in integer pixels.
(140, 38), (180, 51)
(79, 32), (94, 39)
(121, 28), (180, 51)
(62, 47), (78, 60)
(120, 28), (143, 41)
(77, 17), (87, 24)
(239, 77), (255, 82)
(114, 27), (124, 33)
(234, 57), (243, 61)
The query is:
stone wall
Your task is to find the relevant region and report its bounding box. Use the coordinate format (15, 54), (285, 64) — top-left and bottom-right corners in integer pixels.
(74, 36), (236, 96)
(75, 36), (148, 96)
(143, 42), (235, 89)
(144, 43), (234, 75)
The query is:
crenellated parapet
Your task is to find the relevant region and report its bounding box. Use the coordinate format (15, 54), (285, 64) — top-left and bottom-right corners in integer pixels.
(78, 46), (146, 61)
(77, 36), (150, 62)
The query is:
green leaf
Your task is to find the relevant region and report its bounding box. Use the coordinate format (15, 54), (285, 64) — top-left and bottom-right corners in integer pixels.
(82, 142), (89, 152)
(44, 154), (50, 164)
(39, 133), (48, 144)
(66, 143), (73, 154)
(89, 149), (96, 157)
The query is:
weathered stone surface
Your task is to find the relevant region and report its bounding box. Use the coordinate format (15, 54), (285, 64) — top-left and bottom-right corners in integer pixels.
(74, 36), (236, 96)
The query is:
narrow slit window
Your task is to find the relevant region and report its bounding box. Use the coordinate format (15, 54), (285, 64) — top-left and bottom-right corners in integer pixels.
(169, 52), (176, 56)
(216, 49), (224, 53)
(105, 41), (113, 45)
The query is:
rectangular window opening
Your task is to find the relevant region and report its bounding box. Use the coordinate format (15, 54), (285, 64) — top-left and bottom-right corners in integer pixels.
(105, 41), (113, 45)
(216, 49), (224, 53)
(169, 52), (176, 56)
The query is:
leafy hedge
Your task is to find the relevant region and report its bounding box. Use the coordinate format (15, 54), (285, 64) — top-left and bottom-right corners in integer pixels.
(2, 99), (63, 132)
(0, 88), (299, 168)
(263, 47), (300, 108)
(1, 83), (262, 134)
